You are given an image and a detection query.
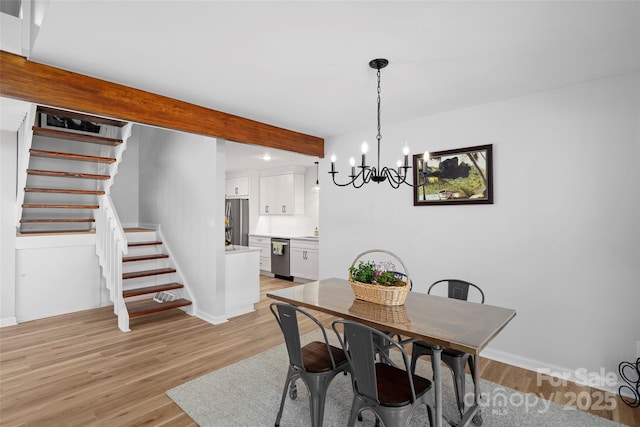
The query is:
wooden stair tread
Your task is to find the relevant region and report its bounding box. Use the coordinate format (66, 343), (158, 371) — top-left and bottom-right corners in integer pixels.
(22, 203), (99, 209)
(128, 241), (162, 247)
(37, 106), (127, 127)
(126, 298), (191, 318)
(123, 254), (169, 262)
(18, 230), (96, 235)
(20, 218), (95, 223)
(27, 169), (110, 180)
(24, 187), (105, 195)
(30, 149), (116, 163)
(123, 268), (176, 280)
(32, 126), (123, 146)
(123, 283), (184, 298)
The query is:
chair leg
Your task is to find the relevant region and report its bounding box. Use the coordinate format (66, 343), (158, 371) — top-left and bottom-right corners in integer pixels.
(410, 342), (434, 375)
(306, 373), (338, 427)
(443, 355), (468, 417)
(468, 354), (476, 385)
(275, 367), (296, 427)
(377, 405), (413, 427)
(347, 396), (366, 427)
(410, 348), (421, 375)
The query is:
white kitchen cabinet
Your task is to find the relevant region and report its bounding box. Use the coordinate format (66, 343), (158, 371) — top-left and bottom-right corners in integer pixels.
(225, 248), (260, 318)
(248, 235), (271, 273)
(290, 239), (318, 280)
(226, 176), (249, 198)
(259, 173), (304, 215)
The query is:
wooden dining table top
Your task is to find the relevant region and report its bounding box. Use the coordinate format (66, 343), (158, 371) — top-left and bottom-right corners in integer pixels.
(267, 278), (517, 356)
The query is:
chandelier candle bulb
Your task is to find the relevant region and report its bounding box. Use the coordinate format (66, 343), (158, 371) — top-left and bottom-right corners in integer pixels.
(361, 142), (368, 168)
(403, 144), (410, 167)
(422, 151), (430, 173)
(397, 160), (403, 175)
(350, 157), (356, 177)
(330, 154), (336, 173)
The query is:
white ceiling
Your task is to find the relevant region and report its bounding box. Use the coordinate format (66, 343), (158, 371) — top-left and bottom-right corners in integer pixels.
(3, 1), (639, 171)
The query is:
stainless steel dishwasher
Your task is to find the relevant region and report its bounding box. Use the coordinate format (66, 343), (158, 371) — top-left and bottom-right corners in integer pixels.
(271, 238), (292, 280)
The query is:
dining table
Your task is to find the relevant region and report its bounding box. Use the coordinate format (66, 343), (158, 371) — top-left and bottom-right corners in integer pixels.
(267, 277), (517, 427)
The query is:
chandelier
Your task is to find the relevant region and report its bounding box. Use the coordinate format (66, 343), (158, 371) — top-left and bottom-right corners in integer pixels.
(329, 58), (429, 189)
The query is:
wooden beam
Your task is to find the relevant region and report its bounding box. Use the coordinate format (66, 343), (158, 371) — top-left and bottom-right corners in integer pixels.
(0, 51), (324, 157)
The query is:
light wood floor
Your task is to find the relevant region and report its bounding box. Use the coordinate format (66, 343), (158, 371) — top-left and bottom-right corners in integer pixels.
(1, 277), (637, 426)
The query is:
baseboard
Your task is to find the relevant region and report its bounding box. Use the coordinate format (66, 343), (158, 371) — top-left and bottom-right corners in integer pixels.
(195, 309), (228, 325)
(481, 346), (630, 397)
(0, 316), (17, 327)
(225, 305), (255, 319)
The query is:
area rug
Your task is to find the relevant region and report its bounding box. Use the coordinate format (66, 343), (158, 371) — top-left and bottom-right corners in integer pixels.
(167, 332), (625, 427)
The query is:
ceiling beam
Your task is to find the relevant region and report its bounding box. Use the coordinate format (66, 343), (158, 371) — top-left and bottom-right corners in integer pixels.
(0, 51), (324, 157)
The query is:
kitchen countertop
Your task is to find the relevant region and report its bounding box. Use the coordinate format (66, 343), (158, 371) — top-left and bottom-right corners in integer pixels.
(249, 234), (319, 241)
(225, 245), (262, 254)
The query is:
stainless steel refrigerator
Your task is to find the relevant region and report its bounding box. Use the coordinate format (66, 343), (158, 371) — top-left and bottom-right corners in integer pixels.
(225, 198), (249, 246)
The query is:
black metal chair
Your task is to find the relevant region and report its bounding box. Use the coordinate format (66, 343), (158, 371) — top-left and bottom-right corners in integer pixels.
(270, 302), (350, 427)
(333, 319), (433, 427)
(410, 279), (485, 418)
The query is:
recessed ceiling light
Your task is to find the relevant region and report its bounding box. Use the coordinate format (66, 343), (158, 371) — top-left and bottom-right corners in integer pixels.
(261, 154), (271, 161)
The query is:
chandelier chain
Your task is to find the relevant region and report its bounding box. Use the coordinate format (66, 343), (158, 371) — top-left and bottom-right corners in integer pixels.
(376, 68), (382, 144)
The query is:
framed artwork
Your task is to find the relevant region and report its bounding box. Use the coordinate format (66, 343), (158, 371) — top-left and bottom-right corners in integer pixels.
(413, 144), (493, 206)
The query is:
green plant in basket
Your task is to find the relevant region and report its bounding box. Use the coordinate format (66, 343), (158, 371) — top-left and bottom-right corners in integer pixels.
(349, 260), (405, 287)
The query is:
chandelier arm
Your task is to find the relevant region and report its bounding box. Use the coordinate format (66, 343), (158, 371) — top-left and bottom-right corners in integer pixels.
(363, 167), (374, 185)
(385, 166), (425, 188)
(381, 168), (402, 189)
(329, 171), (356, 187)
(383, 167), (402, 187)
(352, 176), (369, 189)
(329, 168), (371, 188)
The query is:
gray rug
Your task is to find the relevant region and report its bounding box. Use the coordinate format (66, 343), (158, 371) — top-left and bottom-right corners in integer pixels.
(167, 332), (625, 426)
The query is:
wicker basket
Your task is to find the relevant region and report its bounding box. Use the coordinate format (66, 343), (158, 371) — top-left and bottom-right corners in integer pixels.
(348, 249), (410, 306)
(349, 299), (411, 324)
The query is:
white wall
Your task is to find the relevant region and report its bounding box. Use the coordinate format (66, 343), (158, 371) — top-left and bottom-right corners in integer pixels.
(320, 72), (640, 390)
(110, 127), (139, 226)
(138, 126), (225, 322)
(0, 130), (17, 326)
(15, 234), (103, 322)
(0, 10), (21, 54)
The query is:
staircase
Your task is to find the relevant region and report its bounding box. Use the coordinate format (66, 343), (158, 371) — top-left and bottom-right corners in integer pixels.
(15, 105), (194, 331)
(121, 229), (193, 325)
(18, 105), (128, 233)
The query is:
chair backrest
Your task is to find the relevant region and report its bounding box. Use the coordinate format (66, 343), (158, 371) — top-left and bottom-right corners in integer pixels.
(270, 302), (337, 371)
(427, 279), (485, 303)
(332, 320), (416, 404)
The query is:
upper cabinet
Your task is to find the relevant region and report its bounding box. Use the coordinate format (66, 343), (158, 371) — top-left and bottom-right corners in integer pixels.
(259, 172), (304, 215)
(226, 176), (249, 198)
